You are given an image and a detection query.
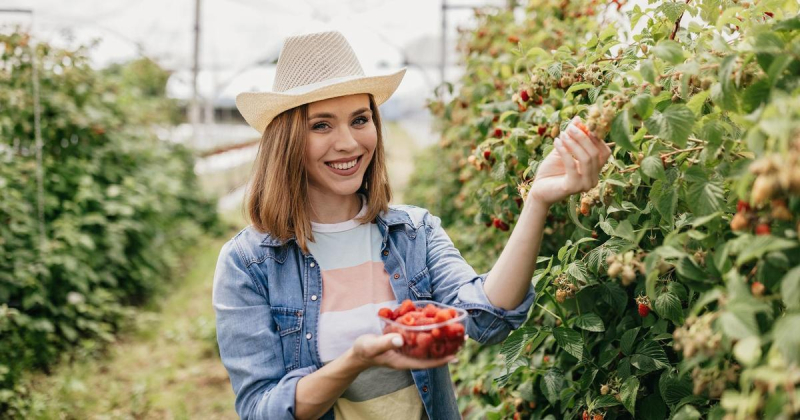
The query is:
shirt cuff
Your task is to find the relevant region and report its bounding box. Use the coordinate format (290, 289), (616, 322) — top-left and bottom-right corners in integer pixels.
(252, 365), (318, 420)
(454, 272), (535, 345)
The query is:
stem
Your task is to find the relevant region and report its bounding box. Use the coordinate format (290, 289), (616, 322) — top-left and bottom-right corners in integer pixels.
(661, 146), (704, 158)
(536, 302), (562, 322)
(669, 0), (692, 41)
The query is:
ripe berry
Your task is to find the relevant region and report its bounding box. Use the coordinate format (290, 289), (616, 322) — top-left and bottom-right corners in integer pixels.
(537, 125), (547, 136)
(378, 307), (393, 319)
(638, 303), (650, 317)
(583, 411), (589, 420)
(755, 223), (771, 236)
(520, 89), (530, 102)
(594, 415), (604, 420)
(493, 219), (510, 231)
(493, 128), (503, 138)
(575, 121), (592, 137)
(736, 200), (751, 213)
(483, 149), (492, 160)
(534, 96), (544, 105)
(751, 281), (765, 296)
(508, 35), (520, 43)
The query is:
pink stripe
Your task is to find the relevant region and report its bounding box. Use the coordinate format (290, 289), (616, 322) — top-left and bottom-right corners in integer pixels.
(320, 261), (394, 313)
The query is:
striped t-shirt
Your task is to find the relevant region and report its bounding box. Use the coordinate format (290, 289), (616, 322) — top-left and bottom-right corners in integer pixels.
(307, 196), (427, 420)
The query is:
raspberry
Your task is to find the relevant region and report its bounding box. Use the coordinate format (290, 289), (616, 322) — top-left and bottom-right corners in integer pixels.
(638, 303), (650, 317)
(416, 332), (433, 349)
(378, 307), (393, 319)
(483, 149), (491, 159)
(755, 223), (771, 236)
(445, 323), (465, 338)
(493, 128), (503, 138)
(730, 213), (749, 231)
(520, 89), (530, 102)
(423, 304), (438, 318)
(575, 121), (591, 137)
(431, 328), (442, 339)
(537, 125), (547, 136)
(395, 299), (417, 317)
(751, 281), (765, 296)
(434, 309), (453, 323)
(736, 200), (751, 213)
(583, 411), (589, 420)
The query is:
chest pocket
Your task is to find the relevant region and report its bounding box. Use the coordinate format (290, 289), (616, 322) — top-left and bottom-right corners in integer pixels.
(270, 306), (303, 371)
(409, 267), (432, 299)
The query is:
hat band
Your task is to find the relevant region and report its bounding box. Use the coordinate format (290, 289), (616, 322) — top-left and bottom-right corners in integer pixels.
(279, 74), (367, 95)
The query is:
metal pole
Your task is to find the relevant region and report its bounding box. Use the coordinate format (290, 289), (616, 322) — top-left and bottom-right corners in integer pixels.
(190, 0), (202, 147)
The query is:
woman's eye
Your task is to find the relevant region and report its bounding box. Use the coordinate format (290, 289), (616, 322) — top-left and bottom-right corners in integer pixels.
(312, 116), (368, 131)
(312, 122), (329, 130)
(354, 116), (369, 125)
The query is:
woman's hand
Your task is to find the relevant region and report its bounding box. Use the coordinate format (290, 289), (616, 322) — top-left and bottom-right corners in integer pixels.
(348, 333), (456, 371)
(527, 116), (612, 207)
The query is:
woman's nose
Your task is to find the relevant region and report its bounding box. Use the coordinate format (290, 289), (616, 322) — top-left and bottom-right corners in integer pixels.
(332, 126), (359, 152)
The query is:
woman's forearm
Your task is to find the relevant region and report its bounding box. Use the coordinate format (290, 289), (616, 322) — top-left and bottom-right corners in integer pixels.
(482, 198), (550, 310)
(294, 348), (367, 420)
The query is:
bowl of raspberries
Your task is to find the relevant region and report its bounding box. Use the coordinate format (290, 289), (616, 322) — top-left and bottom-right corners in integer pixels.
(377, 299), (467, 359)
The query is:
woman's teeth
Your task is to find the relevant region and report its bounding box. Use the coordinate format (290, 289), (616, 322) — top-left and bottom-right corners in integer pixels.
(326, 157), (358, 170)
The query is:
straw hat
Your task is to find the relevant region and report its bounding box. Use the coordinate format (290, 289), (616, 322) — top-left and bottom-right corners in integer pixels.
(236, 30), (407, 134)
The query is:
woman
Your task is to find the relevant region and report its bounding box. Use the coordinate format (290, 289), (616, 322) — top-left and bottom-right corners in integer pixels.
(213, 30), (611, 420)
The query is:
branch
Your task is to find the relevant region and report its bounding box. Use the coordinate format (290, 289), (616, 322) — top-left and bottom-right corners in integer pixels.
(670, 0), (692, 41)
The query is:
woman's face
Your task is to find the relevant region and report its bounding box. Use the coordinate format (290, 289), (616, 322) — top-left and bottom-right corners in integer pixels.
(305, 94), (377, 198)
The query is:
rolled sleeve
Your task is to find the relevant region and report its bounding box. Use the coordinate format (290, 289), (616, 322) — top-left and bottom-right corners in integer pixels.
(212, 239), (317, 419)
(424, 212), (536, 346)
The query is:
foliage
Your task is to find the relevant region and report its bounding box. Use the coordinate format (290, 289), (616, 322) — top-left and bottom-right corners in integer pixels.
(0, 30), (221, 415)
(408, 1), (800, 418)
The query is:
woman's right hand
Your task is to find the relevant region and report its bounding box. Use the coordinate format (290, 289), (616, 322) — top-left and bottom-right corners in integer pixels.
(348, 333), (457, 371)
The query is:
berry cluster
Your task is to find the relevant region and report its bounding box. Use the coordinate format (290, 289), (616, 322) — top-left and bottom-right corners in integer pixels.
(577, 184), (613, 216)
(378, 300), (466, 359)
(691, 362), (740, 398)
(605, 251), (645, 286)
(553, 274), (579, 303)
(585, 102), (616, 140)
(672, 313), (722, 359)
(730, 198), (792, 236)
(582, 410), (605, 420)
(749, 151), (800, 205)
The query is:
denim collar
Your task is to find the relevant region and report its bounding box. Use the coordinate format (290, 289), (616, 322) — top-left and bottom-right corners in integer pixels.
(259, 206), (413, 248)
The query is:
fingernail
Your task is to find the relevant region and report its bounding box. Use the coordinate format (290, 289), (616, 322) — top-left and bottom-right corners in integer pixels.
(449, 358), (459, 364)
(391, 336), (403, 347)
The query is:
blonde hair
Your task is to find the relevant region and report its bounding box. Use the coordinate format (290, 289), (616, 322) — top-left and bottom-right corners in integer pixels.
(244, 94), (391, 253)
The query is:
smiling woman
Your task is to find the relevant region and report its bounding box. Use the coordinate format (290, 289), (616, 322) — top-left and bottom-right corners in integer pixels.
(213, 30), (608, 420)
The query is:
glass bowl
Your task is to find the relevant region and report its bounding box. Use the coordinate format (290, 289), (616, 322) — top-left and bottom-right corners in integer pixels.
(377, 299), (467, 359)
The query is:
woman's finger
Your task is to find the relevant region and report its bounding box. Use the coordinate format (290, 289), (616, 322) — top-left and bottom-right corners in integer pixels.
(567, 124), (600, 175)
(560, 133), (594, 187)
(553, 137), (580, 181)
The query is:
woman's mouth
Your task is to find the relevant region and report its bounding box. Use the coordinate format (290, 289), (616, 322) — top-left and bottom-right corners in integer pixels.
(324, 155), (362, 176)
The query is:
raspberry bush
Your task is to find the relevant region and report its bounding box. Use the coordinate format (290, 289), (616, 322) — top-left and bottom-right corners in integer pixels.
(407, 1), (800, 418)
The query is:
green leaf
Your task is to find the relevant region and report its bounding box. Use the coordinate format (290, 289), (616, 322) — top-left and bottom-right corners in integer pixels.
(613, 220), (637, 243)
(631, 94), (654, 120)
(686, 90), (709, 116)
(652, 40), (685, 64)
(655, 292), (683, 323)
(553, 327), (584, 361)
(781, 266), (800, 311)
(641, 156), (665, 180)
(540, 368), (565, 405)
(620, 327), (640, 355)
(774, 313), (800, 365)
(650, 178), (678, 225)
(659, 370), (693, 406)
(566, 83), (594, 95)
(644, 104), (695, 147)
(500, 326), (538, 369)
(741, 78), (771, 113)
(719, 311), (759, 340)
(620, 376), (640, 415)
(735, 236), (797, 266)
(686, 179), (725, 216)
(601, 282), (628, 314)
(733, 336), (762, 367)
(574, 313), (605, 332)
(640, 59), (656, 84)
(593, 395), (622, 409)
(611, 110), (636, 152)
(634, 340), (670, 370)
(658, 1), (687, 21)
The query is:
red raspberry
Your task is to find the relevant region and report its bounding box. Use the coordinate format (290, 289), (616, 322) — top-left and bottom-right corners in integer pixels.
(493, 128), (503, 138)
(378, 307), (393, 319)
(422, 304), (438, 318)
(736, 200), (751, 213)
(537, 125), (547, 136)
(638, 304), (650, 317)
(399, 313), (417, 326)
(395, 299), (417, 317)
(520, 89), (530, 102)
(483, 149), (492, 159)
(575, 121), (591, 137)
(755, 223), (771, 236)
(434, 309), (454, 323)
(431, 328), (442, 339)
(416, 332), (433, 349)
(445, 323), (465, 338)
(751, 281), (765, 296)
(430, 341), (446, 358)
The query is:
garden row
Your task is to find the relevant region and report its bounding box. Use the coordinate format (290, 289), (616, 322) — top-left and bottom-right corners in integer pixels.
(406, 0), (800, 418)
(0, 31), (221, 415)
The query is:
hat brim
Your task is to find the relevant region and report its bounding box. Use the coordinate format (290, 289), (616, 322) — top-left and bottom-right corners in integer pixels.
(236, 67), (407, 134)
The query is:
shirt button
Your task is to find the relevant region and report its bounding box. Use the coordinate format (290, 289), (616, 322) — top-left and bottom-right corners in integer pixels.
(393, 273), (400, 279)
(311, 295), (318, 301)
(382, 250), (389, 256)
(422, 385), (428, 393)
(310, 262), (316, 268)
(306, 333), (312, 340)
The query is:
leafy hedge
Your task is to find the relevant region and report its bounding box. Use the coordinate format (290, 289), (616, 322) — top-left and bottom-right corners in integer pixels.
(407, 1), (800, 419)
(0, 31), (221, 415)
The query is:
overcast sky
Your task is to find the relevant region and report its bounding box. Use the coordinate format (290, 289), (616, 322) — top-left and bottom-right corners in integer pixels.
(0, 0), (505, 72)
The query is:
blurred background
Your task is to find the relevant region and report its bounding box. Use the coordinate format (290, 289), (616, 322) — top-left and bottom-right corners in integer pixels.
(0, 0), (510, 418)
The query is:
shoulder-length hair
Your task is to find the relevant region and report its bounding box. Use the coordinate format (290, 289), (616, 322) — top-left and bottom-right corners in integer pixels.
(244, 93), (391, 253)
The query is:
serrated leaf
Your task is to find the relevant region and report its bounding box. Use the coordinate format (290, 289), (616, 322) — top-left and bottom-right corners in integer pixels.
(621, 327), (640, 355)
(686, 179), (724, 216)
(735, 236), (797, 266)
(641, 156), (665, 180)
(634, 340), (670, 369)
(593, 394), (622, 409)
(611, 110), (635, 152)
(658, 1), (687, 21)
(686, 90), (709, 116)
(574, 313), (605, 332)
(500, 326), (539, 369)
(620, 376), (639, 415)
(601, 282), (628, 313)
(644, 105), (695, 147)
(782, 267), (800, 311)
(653, 40), (685, 64)
(659, 371), (693, 406)
(541, 368), (565, 405)
(640, 59), (656, 84)
(631, 94), (654, 120)
(655, 292), (683, 323)
(650, 178), (678, 225)
(553, 327), (584, 361)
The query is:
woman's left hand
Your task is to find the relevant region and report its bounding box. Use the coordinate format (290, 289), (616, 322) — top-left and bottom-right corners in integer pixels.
(527, 116), (612, 207)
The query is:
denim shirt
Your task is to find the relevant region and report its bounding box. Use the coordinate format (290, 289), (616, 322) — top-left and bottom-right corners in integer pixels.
(212, 204), (536, 420)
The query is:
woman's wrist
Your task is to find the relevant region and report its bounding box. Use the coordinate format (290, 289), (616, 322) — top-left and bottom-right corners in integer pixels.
(342, 347), (372, 374)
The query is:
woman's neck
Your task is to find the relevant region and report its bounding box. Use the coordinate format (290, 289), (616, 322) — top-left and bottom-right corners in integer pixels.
(307, 190), (362, 224)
